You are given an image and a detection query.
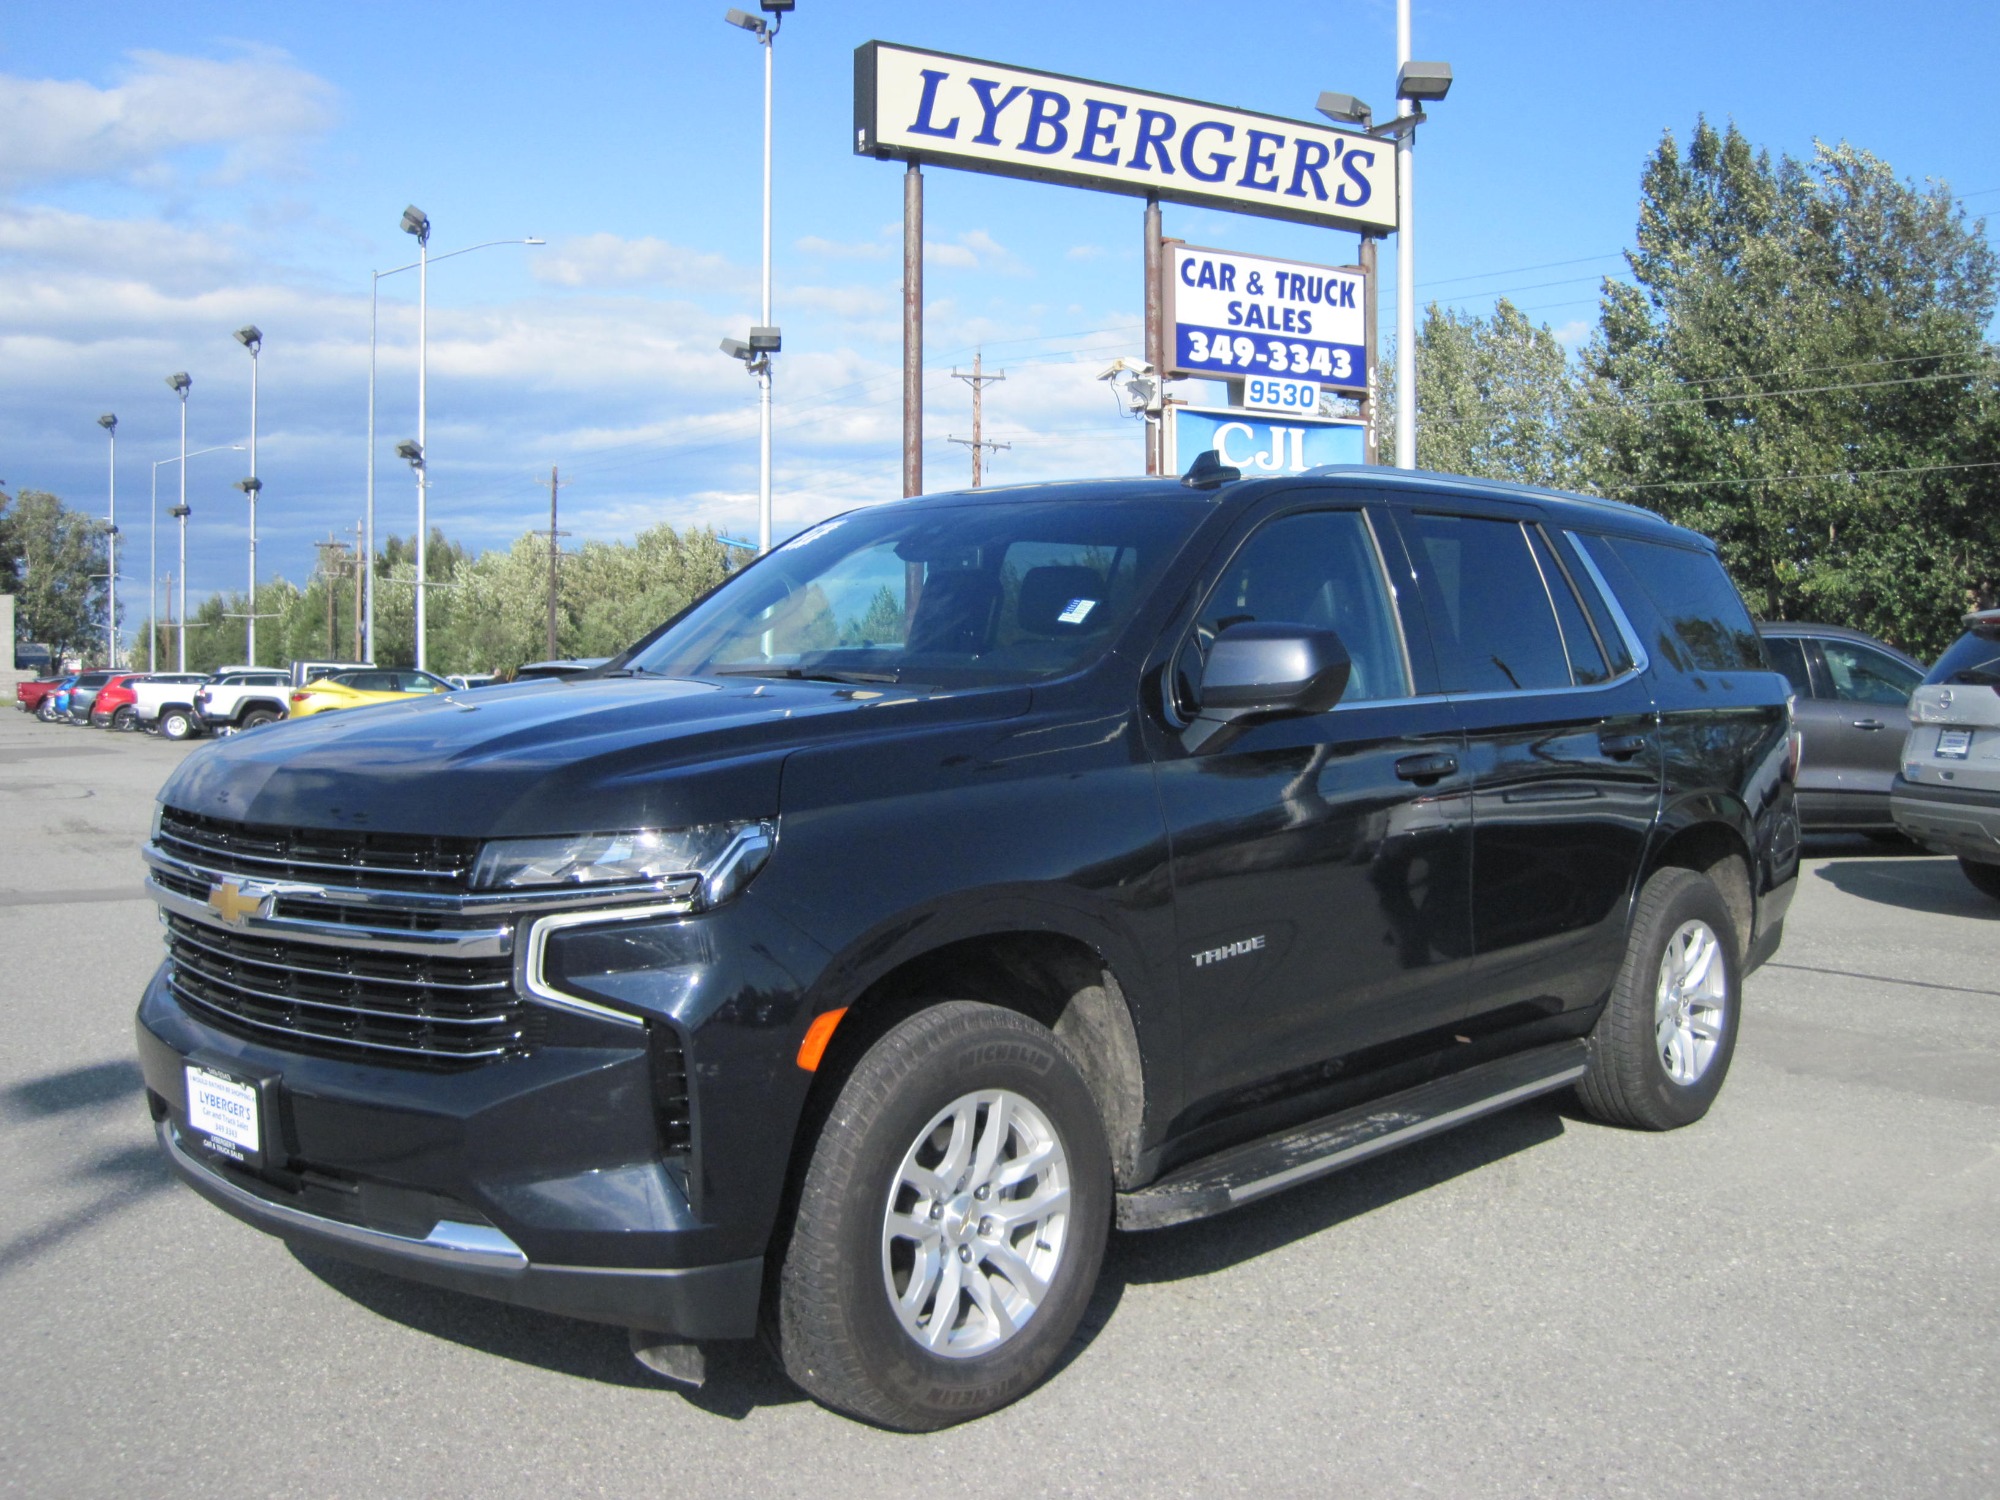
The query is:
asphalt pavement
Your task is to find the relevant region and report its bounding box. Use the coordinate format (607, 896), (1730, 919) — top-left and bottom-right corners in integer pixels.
(1, 705), (1994, 1498)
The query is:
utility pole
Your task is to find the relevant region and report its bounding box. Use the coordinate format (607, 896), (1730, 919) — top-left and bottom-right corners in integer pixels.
(948, 350), (1009, 487)
(545, 466), (568, 661)
(315, 535), (351, 657)
(352, 521), (364, 659)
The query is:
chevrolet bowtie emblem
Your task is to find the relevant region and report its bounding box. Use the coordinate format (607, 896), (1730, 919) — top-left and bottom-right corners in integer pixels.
(206, 880), (272, 927)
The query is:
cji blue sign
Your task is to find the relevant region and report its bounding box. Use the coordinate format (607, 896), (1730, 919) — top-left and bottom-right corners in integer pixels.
(1170, 406), (1365, 476)
(1166, 244), (1367, 392)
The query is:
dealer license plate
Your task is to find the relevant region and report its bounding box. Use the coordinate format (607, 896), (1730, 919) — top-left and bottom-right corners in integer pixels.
(185, 1065), (260, 1160)
(1937, 729), (1972, 760)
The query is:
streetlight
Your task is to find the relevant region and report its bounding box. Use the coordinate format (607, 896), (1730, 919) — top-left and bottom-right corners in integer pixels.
(165, 373), (191, 670)
(97, 414), (117, 667)
(723, 0), (793, 553)
(1391, 2), (1452, 471)
(365, 225), (542, 665)
(234, 325), (263, 664)
(400, 206), (432, 671)
(149, 444), (243, 671)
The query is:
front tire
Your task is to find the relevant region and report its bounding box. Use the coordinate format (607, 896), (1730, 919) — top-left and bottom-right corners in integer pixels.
(158, 708), (195, 741)
(773, 1001), (1111, 1431)
(1959, 858), (2000, 902)
(1577, 867), (1742, 1131)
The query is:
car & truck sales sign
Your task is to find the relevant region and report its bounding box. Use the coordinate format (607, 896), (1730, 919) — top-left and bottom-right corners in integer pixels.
(855, 43), (1394, 233)
(1166, 244), (1366, 391)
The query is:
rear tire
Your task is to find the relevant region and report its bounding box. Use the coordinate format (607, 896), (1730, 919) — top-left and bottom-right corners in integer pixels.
(111, 706), (137, 732)
(772, 1001), (1111, 1431)
(35, 699), (56, 722)
(159, 708), (195, 741)
(239, 709), (281, 730)
(1959, 858), (2000, 902)
(1577, 867), (1742, 1131)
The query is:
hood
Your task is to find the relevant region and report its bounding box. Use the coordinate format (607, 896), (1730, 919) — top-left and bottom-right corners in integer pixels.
(159, 675), (1030, 839)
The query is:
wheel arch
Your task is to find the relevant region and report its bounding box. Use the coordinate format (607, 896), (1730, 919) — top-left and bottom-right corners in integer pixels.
(1645, 809), (1754, 963)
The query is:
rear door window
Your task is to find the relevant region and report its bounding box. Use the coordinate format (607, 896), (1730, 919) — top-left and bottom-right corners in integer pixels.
(1817, 641), (1920, 705)
(1401, 512), (1572, 693)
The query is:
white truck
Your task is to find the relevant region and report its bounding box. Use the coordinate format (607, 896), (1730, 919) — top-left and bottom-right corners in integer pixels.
(129, 673), (213, 740)
(191, 669), (293, 735)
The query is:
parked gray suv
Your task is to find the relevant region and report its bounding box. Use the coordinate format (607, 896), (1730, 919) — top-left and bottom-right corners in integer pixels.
(1892, 608), (2000, 899)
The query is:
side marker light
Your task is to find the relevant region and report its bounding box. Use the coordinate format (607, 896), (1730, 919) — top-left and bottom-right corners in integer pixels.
(796, 1007), (848, 1072)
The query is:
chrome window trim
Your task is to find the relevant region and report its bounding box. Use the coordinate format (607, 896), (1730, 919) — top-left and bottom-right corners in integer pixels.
(519, 902), (698, 1030)
(1562, 531), (1651, 676)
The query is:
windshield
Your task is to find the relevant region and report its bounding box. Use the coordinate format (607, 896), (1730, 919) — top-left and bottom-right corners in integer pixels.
(621, 494), (1205, 688)
(1927, 624), (2000, 688)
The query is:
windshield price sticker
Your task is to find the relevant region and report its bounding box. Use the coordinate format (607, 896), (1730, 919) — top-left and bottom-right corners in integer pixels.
(1166, 245), (1367, 391)
(1244, 377), (1320, 413)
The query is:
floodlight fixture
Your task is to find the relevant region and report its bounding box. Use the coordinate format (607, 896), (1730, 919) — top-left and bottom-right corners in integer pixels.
(234, 324), (263, 352)
(167, 372), (191, 396)
(724, 8), (766, 34)
(721, 337), (753, 361)
(1396, 60), (1453, 102)
(748, 326), (782, 353)
(760, 0), (795, 11)
(170, 505), (191, 519)
(234, 476), (264, 494)
(1316, 92), (1373, 129)
(98, 413), (117, 432)
(395, 438), (425, 467)
(400, 205), (431, 244)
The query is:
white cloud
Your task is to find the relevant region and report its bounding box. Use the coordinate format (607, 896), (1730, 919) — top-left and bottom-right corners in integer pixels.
(0, 47), (337, 189)
(531, 232), (752, 294)
(1065, 244), (1107, 261)
(925, 229), (1026, 275)
(795, 233), (891, 260)
(1551, 319), (1592, 350)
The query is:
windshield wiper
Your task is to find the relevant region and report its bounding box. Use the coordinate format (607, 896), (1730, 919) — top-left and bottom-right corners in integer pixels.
(710, 665), (903, 685)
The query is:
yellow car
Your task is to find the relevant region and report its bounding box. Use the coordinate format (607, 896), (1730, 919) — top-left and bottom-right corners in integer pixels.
(287, 667), (456, 719)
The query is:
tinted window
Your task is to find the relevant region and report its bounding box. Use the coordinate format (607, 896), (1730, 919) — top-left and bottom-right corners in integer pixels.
(1761, 635), (1815, 698)
(1594, 536), (1765, 673)
(1178, 508), (1409, 710)
(1404, 513), (1572, 693)
(1817, 641), (1920, 705)
(1926, 625), (2000, 687)
(1525, 527), (1609, 684)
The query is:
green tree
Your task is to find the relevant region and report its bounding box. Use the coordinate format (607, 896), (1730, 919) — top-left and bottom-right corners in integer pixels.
(1579, 119), (2000, 656)
(3, 489), (109, 666)
(1408, 297), (1583, 488)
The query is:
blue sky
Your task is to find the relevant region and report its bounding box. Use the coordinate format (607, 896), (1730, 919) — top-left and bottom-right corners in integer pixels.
(4, 0), (1996, 637)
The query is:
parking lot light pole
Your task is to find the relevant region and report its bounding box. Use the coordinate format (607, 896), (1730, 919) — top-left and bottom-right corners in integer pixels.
(165, 373), (191, 670)
(148, 443), (242, 673)
(234, 326), (263, 665)
(1389, 0), (1453, 470)
(366, 234), (543, 664)
(399, 206), (432, 670)
(98, 414), (117, 666)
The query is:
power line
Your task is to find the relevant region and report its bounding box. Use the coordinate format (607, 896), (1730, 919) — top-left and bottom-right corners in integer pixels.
(1610, 459), (2000, 492)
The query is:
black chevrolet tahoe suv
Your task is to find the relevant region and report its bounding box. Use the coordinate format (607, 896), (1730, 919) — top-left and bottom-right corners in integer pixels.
(136, 465), (1798, 1429)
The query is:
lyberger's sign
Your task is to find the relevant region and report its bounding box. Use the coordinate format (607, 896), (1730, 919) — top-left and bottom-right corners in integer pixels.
(854, 42), (1394, 233)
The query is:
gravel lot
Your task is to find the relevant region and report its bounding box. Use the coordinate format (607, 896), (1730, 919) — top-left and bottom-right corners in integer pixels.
(1, 705), (1994, 1498)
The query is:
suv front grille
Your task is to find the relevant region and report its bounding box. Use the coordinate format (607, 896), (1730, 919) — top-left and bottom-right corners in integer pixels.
(164, 911), (531, 1065)
(156, 806), (478, 893)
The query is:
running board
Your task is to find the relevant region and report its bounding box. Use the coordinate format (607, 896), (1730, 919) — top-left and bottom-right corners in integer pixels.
(1117, 1039), (1589, 1230)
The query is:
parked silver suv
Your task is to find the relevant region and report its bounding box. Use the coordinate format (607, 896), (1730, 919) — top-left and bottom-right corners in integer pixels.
(1892, 608), (2000, 900)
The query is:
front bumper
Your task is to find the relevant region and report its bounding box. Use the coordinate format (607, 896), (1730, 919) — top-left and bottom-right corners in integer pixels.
(153, 1114), (762, 1334)
(1891, 777), (2000, 861)
(137, 963), (769, 1338)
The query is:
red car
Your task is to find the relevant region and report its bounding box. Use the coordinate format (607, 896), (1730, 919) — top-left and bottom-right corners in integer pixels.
(15, 676), (66, 715)
(89, 673), (151, 730)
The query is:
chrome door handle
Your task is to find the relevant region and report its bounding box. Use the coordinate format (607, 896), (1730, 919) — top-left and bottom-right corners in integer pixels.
(1395, 752), (1459, 783)
(1852, 719), (1885, 730)
(1598, 732), (1648, 759)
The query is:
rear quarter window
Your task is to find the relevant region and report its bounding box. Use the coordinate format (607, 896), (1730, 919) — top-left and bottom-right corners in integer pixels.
(1585, 535), (1766, 673)
(1926, 627), (2000, 687)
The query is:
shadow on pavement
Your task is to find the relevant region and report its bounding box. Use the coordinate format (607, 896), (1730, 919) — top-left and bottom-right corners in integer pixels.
(3, 1059), (145, 1119)
(0, 1141), (172, 1278)
(1812, 857), (1999, 920)
(298, 1096), (1568, 1421)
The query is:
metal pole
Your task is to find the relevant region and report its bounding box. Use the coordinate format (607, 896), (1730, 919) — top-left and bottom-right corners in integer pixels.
(1144, 195), (1163, 475)
(903, 163), (923, 499)
(103, 419), (116, 666)
(547, 466), (560, 660)
(148, 464), (157, 672)
(1394, 0), (1416, 470)
(177, 391), (188, 672)
(416, 231), (429, 670)
(366, 272), (378, 663)
(758, 26), (774, 555)
(1360, 234), (1380, 464)
(247, 342), (259, 666)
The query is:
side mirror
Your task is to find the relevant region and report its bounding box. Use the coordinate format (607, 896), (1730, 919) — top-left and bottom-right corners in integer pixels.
(1197, 622), (1351, 724)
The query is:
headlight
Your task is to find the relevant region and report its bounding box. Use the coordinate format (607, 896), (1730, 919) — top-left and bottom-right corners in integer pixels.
(471, 819), (775, 905)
